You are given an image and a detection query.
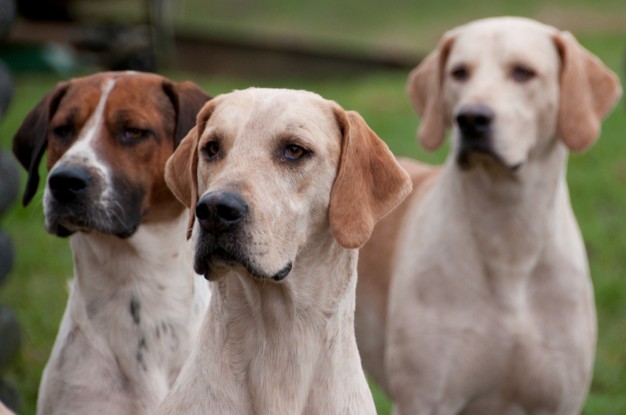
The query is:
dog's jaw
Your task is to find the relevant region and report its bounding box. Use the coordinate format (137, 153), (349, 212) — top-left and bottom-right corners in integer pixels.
(194, 233), (293, 282)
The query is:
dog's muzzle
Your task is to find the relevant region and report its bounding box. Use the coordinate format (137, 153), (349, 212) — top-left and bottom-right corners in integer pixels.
(194, 190), (292, 281)
(45, 165), (143, 238)
(455, 104), (503, 169)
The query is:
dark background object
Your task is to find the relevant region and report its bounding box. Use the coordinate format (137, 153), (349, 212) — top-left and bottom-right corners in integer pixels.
(0, 61), (12, 118)
(16, 0), (71, 21)
(0, 152), (19, 216)
(0, 231), (14, 286)
(0, 2), (21, 410)
(0, 307), (20, 372)
(0, 0), (16, 39)
(0, 378), (20, 413)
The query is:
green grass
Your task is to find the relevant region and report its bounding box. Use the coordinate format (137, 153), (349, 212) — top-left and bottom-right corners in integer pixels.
(1, 2), (626, 414)
(76, 0), (626, 53)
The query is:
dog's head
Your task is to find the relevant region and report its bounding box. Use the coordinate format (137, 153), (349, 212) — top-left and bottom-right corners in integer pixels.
(407, 17), (622, 171)
(12, 71), (209, 238)
(165, 88), (412, 282)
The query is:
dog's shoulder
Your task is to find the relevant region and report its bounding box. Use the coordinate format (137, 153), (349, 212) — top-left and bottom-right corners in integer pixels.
(397, 157), (440, 197)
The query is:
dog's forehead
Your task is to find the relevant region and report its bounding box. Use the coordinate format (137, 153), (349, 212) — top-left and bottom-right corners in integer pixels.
(57, 75), (109, 109)
(56, 72), (171, 121)
(64, 72), (164, 95)
(448, 18), (558, 67)
(207, 88), (338, 141)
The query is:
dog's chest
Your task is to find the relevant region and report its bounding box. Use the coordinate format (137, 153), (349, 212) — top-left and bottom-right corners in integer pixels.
(44, 312), (185, 414)
(469, 278), (594, 412)
(89, 285), (193, 373)
(413, 235), (594, 412)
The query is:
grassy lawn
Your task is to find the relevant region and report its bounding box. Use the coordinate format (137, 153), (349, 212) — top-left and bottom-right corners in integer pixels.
(1, 2), (626, 414)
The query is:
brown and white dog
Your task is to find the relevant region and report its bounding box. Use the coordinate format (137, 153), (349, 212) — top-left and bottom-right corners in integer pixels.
(12, 71), (211, 415)
(157, 88), (412, 414)
(355, 17), (621, 414)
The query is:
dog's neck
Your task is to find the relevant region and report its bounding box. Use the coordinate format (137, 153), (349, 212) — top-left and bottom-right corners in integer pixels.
(442, 140), (571, 290)
(66, 211), (206, 360)
(70, 212), (194, 302)
(193, 234), (372, 413)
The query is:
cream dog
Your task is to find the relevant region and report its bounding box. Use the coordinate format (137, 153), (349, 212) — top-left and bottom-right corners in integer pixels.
(158, 87), (412, 414)
(355, 17), (621, 414)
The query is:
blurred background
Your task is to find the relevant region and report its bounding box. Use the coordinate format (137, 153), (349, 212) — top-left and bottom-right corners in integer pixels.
(0, 0), (625, 413)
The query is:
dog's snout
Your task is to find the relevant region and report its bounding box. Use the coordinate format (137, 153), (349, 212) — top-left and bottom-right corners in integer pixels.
(456, 105), (495, 137)
(48, 166), (92, 203)
(196, 191), (249, 233)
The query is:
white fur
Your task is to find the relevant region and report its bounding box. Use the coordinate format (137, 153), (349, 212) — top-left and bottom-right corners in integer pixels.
(38, 212), (210, 415)
(355, 17), (621, 415)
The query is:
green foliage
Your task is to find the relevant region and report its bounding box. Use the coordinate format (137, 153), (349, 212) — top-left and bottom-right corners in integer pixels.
(173, 0), (626, 53)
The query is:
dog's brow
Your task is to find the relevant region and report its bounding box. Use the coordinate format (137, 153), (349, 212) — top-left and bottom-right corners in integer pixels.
(283, 122), (318, 139)
(114, 110), (149, 127)
(203, 127), (224, 140)
(52, 107), (80, 126)
(285, 122), (306, 131)
(276, 126), (316, 149)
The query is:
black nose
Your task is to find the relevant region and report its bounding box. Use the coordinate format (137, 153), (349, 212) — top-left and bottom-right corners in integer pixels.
(456, 105), (495, 138)
(48, 166), (92, 203)
(196, 191), (249, 233)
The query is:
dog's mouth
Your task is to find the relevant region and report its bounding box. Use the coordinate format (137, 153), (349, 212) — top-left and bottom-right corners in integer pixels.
(194, 238), (293, 282)
(46, 217), (139, 239)
(46, 209), (140, 239)
(51, 216), (92, 238)
(457, 143), (522, 172)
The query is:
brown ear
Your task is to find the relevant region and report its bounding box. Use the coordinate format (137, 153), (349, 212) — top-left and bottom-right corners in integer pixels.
(329, 109), (412, 249)
(162, 80), (211, 147)
(406, 34), (455, 151)
(12, 81), (69, 206)
(553, 31), (622, 152)
(165, 102), (214, 239)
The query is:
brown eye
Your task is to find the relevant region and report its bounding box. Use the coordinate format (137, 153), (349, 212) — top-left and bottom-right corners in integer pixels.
(451, 65), (470, 81)
(203, 141), (220, 160)
(284, 145), (306, 161)
(512, 65), (536, 82)
(52, 125), (74, 142)
(123, 128), (147, 141)
(119, 128), (149, 145)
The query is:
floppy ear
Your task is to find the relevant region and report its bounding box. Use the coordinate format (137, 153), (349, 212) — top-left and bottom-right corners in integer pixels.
(406, 34), (455, 151)
(329, 108), (412, 249)
(165, 102), (214, 239)
(552, 31), (622, 152)
(12, 81), (69, 206)
(162, 80), (211, 147)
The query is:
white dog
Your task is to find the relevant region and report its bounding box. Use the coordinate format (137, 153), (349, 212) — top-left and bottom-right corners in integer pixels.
(355, 17), (621, 414)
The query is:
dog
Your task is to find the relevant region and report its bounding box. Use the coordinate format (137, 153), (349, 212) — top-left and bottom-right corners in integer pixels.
(12, 71), (211, 415)
(355, 17), (621, 414)
(156, 87), (412, 414)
